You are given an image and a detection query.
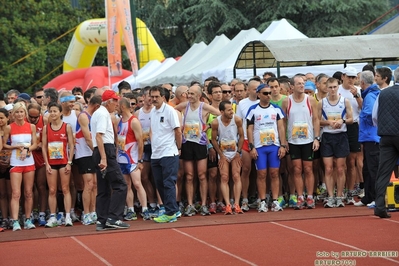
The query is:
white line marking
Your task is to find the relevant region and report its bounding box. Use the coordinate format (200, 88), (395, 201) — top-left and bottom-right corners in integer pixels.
(384, 219), (399, 224)
(71, 236), (112, 266)
(271, 222), (399, 264)
(173, 228), (258, 266)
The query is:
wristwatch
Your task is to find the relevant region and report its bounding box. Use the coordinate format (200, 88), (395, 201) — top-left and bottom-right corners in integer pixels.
(67, 161), (73, 165)
(138, 159), (144, 163)
(354, 93), (360, 98)
(280, 144), (287, 149)
(342, 119), (346, 124)
(249, 143), (254, 150)
(314, 137), (321, 141)
(24, 147), (29, 151)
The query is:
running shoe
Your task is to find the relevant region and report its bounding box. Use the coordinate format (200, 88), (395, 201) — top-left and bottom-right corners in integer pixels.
(358, 189), (365, 199)
(82, 214), (93, 225)
(38, 215), (46, 227)
(124, 211), (138, 221)
(56, 213), (65, 225)
(271, 200), (283, 212)
(216, 202), (226, 213)
(200, 205), (211, 216)
(324, 197), (336, 208)
(346, 197), (356, 205)
(258, 200), (268, 213)
(307, 197), (316, 209)
(277, 196), (287, 209)
(45, 217), (58, 228)
(179, 203), (185, 215)
(106, 218), (130, 229)
(96, 221), (116, 231)
(12, 220), (21, 231)
(65, 217), (73, 226)
(184, 205), (197, 217)
(209, 202), (217, 214)
(249, 198), (260, 209)
(294, 197), (306, 210)
(24, 218), (36, 229)
(90, 212), (98, 223)
(154, 214), (177, 223)
(224, 204), (233, 215)
(336, 197), (345, 207)
(354, 201), (365, 207)
(175, 211), (182, 218)
(0, 219), (8, 229)
(367, 201), (376, 208)
(241, 199), (249, 212)
(288, 195), (297, 208)
(234, 203), (244, 214)
(142, 209), (152, 220)
(70, 212), (80, 222)
(32, 209), (39, 224)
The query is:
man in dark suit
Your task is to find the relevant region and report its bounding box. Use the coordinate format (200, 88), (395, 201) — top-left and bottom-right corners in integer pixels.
(372, 67), (399, 218)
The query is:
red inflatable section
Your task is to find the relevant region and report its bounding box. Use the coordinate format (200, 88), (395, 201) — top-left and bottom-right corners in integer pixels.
(43, 66), (132, 92)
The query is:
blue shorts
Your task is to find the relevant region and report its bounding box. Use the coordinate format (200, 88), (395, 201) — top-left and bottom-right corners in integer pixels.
(119, 163), (137, 175)
(254, 145), (280, 170)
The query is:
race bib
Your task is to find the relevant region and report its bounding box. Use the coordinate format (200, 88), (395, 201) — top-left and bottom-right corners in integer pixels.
(260, 127), (276, 146)
(292, 122), (308, 140)
(184, 121), (200, 141)
(142, 128), (150, 145)
(327, 111), (341, 130)
(117, 135), (126, 152)
(220, 139), (236, 153)
(48, 141), (63, 159)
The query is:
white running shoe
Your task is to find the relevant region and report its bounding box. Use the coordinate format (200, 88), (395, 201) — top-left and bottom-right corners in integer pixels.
(258, 201), (268, 212)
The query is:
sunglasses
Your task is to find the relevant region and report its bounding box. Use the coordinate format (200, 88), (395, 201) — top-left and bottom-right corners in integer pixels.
(35, 96), (43, 99)
(261, 91), (272, 96)
(222, 90), (232, 94)
(130, 102), (136, 106)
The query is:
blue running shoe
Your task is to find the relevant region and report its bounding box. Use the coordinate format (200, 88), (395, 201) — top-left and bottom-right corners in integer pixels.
(289, 195), (297, 208)
(175, 211), (182, 218)
(154, 214), (177, 223)
(38, 215), (46, 227)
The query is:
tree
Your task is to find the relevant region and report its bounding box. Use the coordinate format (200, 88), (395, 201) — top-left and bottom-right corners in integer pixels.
(0, 0), (104, 92)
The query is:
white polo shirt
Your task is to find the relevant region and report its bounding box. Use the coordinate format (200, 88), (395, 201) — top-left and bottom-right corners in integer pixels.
(150, 102), (180, 159)
(90, 105), (115, 147)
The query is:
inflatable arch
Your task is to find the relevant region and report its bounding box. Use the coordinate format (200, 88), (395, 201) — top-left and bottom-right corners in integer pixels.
(63, 18), (164, 73)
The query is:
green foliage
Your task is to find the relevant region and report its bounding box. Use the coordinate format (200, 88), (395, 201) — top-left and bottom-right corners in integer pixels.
(0, 0), (393, 92)
(0, 0), (104, 93)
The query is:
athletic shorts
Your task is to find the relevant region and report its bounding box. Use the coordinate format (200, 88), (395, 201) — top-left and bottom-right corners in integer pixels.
(288, 142), (314, 161)
(321, 132), (350, 158)
(143, 144), (152, 162)
(0, 167), (11, 180)
(180, 141), (208, 161)
(33, 151), (45, 169)
(76, 156), (97, 174)
(242, 139), (250, 153)
(207, 152), (218, 169)
(119, 163), (138, 175)
(254, 145), (280, 170)
(346, 123), (361, 152)
(50, 164), (67, 170)
(10, 165), (35, 174)
(313, 149), (321, 160)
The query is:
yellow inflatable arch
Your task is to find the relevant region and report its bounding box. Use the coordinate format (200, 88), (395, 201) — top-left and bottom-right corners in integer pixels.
(63, 18), (164, 73)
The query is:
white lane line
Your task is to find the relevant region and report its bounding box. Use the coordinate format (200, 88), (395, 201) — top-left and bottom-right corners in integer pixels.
(172, 228), (258, 266)
(383, 218), (399, 224)
(271, 222), (399, 264)
(71, 236), (112, 266)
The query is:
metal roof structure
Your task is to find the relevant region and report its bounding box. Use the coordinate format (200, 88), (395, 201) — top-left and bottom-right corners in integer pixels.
(234, 33), (399, 77)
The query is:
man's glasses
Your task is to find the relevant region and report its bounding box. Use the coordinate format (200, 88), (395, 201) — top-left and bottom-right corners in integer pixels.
(29, 115), (40, 119)
(130, 102), (136, 106)
(222, 90), (232, 94)
(35, 96), (43, 99)
(261, 91), (272, 96)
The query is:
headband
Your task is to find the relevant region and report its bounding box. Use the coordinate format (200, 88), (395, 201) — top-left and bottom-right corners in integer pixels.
(60, 95), (76, 103)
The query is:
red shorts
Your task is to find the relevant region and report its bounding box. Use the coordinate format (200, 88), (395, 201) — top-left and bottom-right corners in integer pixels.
(10, 165), (35, 174)
(33, 151), (45, 169)
(242, 139), (250, 153)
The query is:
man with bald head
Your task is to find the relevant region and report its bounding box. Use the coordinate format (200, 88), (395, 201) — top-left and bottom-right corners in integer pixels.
(236, 79), (260, 211)
(169, 85), (188, 107)
(175, 84), (220, 216)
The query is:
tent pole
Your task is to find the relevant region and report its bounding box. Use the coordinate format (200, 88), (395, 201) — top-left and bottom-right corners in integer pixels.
(252, 42), (256, 77)
(233, 66), (236, 79)
(277, 62), (280, 77)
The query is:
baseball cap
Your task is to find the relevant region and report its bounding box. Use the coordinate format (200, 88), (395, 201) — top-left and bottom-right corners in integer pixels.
(18, 93), (31, 101)
(342, 66), (357, 77)
(4, 104), (13, 111)
(256, 83), (269, 93)
(304, 81), (316, 91)
(102, 90), (120, 102)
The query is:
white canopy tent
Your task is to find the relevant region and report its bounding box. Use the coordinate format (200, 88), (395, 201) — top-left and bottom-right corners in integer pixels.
(203, 19), (308, 82)
(140, 34), (232, 86)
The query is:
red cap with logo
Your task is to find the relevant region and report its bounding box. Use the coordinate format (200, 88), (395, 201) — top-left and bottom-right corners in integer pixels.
(102, 90), (120, 102)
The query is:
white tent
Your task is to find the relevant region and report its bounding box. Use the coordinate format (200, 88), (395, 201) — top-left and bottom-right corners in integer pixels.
(204, 19), (308, 82)
(259, 18), (308, 40)
(140, 35), (231, 86)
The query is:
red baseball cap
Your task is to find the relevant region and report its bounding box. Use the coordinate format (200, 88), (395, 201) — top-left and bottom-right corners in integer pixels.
(102, 90), (120, 102)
